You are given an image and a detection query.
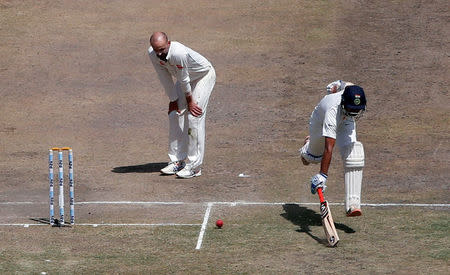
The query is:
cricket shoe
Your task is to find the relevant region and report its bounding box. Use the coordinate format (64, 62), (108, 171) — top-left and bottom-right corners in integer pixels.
(346, 207), (362, 217)
(160, 161), (185, 175)
(176, 167), (202, 179)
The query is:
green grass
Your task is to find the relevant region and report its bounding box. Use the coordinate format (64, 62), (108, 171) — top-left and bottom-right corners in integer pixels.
(2, 206), (448, 274)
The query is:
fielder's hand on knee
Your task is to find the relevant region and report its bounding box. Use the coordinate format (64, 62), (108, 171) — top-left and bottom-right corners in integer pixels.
(310, 173), (327, 194)
(168, 101), (180, 114)
(188, 101), (203, 117)
(185, 93), (203, 117)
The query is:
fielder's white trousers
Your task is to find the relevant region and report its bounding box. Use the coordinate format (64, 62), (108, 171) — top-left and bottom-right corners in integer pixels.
(168, 67), (216, 171)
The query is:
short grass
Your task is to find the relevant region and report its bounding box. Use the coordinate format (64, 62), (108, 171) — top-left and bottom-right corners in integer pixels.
(0, 205), (448, 274)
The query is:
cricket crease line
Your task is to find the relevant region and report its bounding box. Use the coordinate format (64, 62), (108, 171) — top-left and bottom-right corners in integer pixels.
(0, 201), (449, 207)
(76, 201), (188, 205)
(0, 223), (201, 227)
(0, 202), (43, 205)
(361, 203), (450, 207)
(196, 202), (213, 250)
(0, 224), (47, 227)
(77, 223), (201, 226)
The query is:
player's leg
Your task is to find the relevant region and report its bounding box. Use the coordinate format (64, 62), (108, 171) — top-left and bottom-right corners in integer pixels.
(341, 141), (364, 216)
(299, 125), (324, 165)
(300, 136), (311, 165)
(338, 121), (364, 216)
(177, 68), (216, 178)
(338, 125), (364, 216)
(162, 83), (188, 174)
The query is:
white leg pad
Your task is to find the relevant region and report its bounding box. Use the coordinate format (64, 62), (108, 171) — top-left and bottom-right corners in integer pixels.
(342, 141), (364, 212)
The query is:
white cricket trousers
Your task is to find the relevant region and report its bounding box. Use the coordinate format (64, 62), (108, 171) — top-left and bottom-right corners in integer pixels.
(168, 67), (216, 170)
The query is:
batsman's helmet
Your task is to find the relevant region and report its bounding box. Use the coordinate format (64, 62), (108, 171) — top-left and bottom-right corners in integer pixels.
(341, 85), (366, 117)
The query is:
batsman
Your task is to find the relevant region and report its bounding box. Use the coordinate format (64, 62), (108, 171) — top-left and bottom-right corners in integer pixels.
(300, 81), (367, 216)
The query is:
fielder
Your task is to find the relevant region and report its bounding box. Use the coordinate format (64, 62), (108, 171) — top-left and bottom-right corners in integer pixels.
(300, 81), (366, 216)
(148, 32), (216, 178)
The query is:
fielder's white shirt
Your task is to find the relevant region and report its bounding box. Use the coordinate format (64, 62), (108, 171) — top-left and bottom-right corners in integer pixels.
(149, 41), (212, 101)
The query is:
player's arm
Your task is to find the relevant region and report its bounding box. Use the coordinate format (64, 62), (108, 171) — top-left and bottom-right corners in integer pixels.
(152, 61), (179, 114)
(310, 105), (338, 194)
(149, 53), (177, 101)
(320, 136), (336, 176)
(172, 51), (192, 96)
(172, 52), (203, 117)
(310, 136), (335, 194)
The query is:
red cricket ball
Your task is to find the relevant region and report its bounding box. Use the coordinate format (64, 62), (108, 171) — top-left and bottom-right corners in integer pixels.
(216, 219), (223, 228)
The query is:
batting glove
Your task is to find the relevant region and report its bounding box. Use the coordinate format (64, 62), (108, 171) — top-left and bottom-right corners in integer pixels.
(326, 80), (343, 94)
(311, 173), (327, 194)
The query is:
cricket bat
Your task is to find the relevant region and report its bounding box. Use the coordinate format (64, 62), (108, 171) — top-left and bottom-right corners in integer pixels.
(317, 187), (339, 246)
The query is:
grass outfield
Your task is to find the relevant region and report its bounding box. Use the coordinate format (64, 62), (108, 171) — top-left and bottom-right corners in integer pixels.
(0, 204), (448, 274)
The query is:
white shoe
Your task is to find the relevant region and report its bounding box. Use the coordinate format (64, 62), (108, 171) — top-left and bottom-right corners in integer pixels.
(176, 167), (202, 179)
(160, 161), (185, 175)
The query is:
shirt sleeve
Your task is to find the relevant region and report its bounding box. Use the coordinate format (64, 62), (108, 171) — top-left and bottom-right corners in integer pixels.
(322, 107), (338, 139)
(149, 52), (178, 101)
(171, 50), (192, 95)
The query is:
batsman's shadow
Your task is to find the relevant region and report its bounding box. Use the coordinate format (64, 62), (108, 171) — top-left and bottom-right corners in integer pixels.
(280, 204), (355, 246)
(111, 162), (167, 173)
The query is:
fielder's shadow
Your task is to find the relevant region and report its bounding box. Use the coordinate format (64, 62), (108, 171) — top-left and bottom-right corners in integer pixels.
(111, 162), (167, 173)
(280, 204), (355, 246)
(30, 217), (50, 224)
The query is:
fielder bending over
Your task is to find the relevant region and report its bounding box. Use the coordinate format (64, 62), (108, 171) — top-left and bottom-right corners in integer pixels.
(300, 81), (366, 216)
(148, 32), (216, 178)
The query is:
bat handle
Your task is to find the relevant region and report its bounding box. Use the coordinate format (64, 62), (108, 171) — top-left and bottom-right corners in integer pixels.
(317, 187), (325, 203)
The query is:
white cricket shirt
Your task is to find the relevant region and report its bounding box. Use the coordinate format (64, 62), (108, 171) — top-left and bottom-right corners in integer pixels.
(149, 41), (212, 101)
(309, 91), (343, 130)
(309, 91), (356, 146)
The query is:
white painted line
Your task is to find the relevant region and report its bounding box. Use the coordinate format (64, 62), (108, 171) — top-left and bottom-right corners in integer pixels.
(361, 203), (450, 207)
(76, 201), (188, 205)
(0, 223), (200, 227)
(0, 224), (47, 226)
(196, 202), (213, 250)
(213, 201), (317, 206)
(76, 223), (201, 227)
(0, 202), (45, 205)
(0, 201), (449, 207)
(206, 202), (450, 207)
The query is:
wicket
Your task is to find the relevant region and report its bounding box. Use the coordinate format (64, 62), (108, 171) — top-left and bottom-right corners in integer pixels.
(49, 147), (74, 226)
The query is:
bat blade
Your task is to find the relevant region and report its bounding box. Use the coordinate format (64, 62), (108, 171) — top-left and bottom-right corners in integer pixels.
(318, 188), (339, 246)
(320, 200), (340, 246)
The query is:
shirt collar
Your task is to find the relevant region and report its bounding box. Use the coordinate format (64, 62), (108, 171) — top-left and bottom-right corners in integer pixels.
(166, 41), (173, 61)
